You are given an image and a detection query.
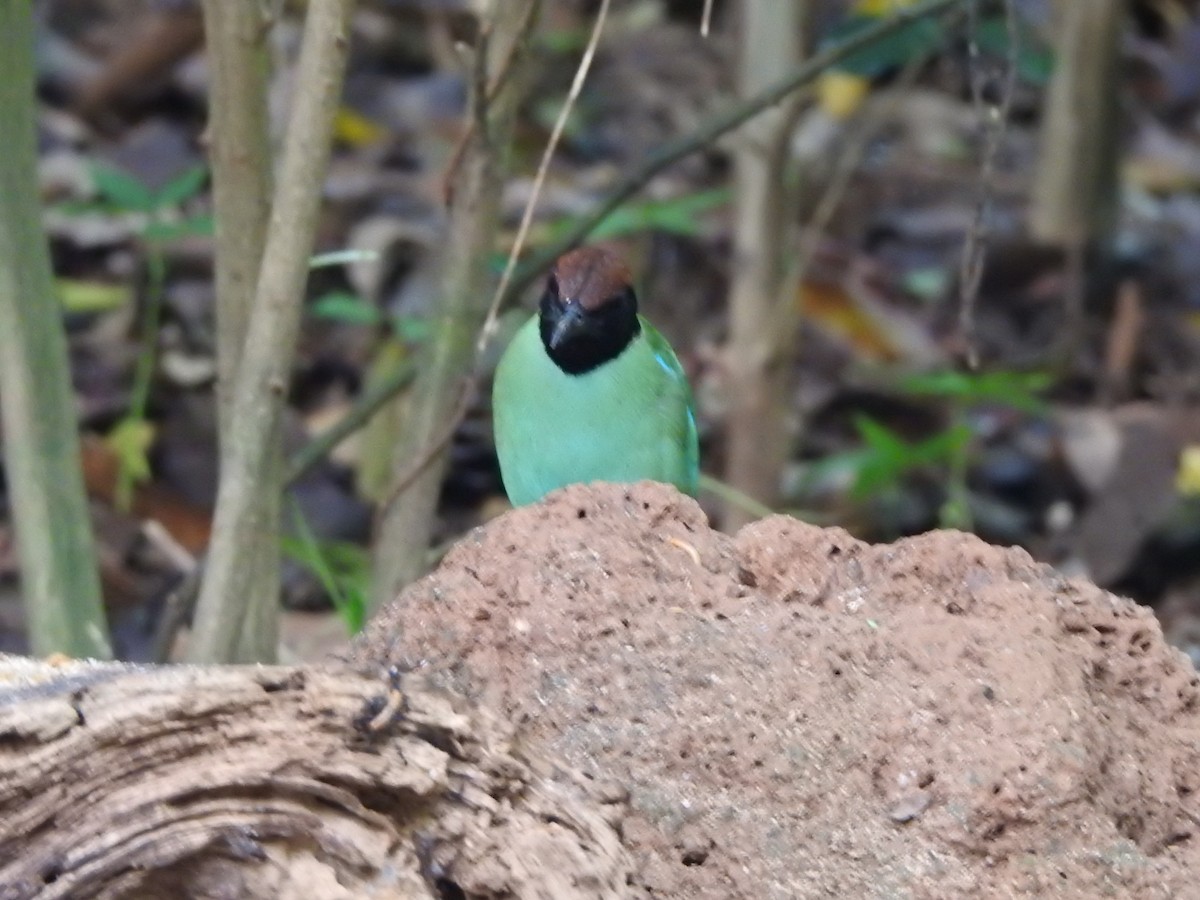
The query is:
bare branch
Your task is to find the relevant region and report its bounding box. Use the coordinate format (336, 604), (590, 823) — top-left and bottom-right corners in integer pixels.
(957, 0), (1018, 367)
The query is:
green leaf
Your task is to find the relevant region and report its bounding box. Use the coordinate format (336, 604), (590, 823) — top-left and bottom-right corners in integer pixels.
(281, 502), (368, 635)
(543, 188), (732, 245)
(849, 415), (971, 500)
(826, 16), (944, 78)
(851, 416), (915, 497)
(56, 278), (133, 313)
(898, 370), (1050, 413)
(142, 214), (215, 243)
(310, 248), (381, 269)
(390, 314), (431, 344)
(974, 14), (1054, 85)
(154, 165), (208, 208)
(309, 291), (382, 326)
(106, 417), (155, 511)
(90, 163), (157, 213)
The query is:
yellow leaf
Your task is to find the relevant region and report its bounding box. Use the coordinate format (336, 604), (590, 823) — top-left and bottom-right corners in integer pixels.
(854, 0), (921, 15)
(106, 418), (155, 484)
(800, 281), (897, 361)
(333, 108), (387, 147)
(56, 278), (133, 313)
(1177, 445), (1200, 496)
(818, 71), (871, 120)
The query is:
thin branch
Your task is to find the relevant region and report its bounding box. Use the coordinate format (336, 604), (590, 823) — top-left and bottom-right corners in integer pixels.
(439, 1), (540, 206)
(374, 375), (474, 522)
(478, 0), (611, 357)
(701, 0), (714, 37)
(369, 0), (536, 606)
(957, 0), (1018, 368)
(284, 359), (418, 486)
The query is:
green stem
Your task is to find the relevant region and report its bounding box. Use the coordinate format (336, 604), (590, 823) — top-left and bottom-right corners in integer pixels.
(115, 238), (167, 510)
(939, 405), (974, 530)
(699, 473), (776, 522)
(284, 356), (418, 486)
(0, 0), (111, 658)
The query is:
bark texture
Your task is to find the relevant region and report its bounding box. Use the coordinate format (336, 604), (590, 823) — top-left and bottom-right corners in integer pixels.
(0, 655), (631, 900)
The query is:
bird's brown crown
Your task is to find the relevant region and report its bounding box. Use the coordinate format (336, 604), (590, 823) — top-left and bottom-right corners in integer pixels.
(552, 246), (633, 311)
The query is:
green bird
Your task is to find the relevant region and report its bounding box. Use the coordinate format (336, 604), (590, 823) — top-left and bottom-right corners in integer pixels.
(492, 245), (699, 506)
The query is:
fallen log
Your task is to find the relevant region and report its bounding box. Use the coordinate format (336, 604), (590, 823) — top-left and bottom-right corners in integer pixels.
(0, 655), (631, 899)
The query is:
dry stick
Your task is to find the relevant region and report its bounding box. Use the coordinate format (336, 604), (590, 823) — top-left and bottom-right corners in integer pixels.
(479, 0), (611, 357)
(438, 1), (541, 206)
(957, 0), (1018, 368)
(187, 0), (355, 664)
(373, 0), (964, 512)
(792, 48), (934, 290)
(377, 0), (611, 516)
(374, 377), (476, 516)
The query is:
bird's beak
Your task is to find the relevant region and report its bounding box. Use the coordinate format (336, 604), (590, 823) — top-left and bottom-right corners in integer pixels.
(548, 301), (585, 350)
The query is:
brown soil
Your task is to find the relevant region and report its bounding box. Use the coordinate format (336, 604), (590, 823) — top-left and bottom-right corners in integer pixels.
(348, 482), (1200, 899)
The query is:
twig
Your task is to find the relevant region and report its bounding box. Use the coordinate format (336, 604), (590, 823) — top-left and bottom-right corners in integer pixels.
(700, 0), (714, 37)
(284, 359), (418, 486)
(374, 375), (473, 523)
(698, 473), (775, 521)
(478, 0), (611, 356)
(369, 1), (536, 605)
(439, 1), (540, 206)
(957, 0), (1018, 368)
(378, 0), (610, 521)
(792, 44), (935, 289)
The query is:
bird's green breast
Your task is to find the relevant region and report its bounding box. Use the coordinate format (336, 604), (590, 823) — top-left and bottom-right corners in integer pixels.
(493, 314), (698, 506)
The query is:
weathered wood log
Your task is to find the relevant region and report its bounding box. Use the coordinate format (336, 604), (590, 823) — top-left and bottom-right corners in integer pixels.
(0, 655), (631, 899)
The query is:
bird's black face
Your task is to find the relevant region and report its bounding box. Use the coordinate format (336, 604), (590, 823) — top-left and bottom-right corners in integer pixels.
(538, 274), (640, 376)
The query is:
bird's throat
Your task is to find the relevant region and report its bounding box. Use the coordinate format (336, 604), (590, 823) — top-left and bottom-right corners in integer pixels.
(539, 309), (640, 376)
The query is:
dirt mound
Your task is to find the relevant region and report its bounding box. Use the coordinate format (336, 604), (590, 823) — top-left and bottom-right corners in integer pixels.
(349, 482), (1200, 898)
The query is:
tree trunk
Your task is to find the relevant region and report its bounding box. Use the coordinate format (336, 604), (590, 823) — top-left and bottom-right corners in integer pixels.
(0, 654), (630, 899)
(1029, 0), (1123, 247)
(0, 0), (110, 658)
(723, 0), (807, 530)
(370, 0), (534, 608)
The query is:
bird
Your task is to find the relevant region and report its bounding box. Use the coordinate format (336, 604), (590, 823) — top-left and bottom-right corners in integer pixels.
(492, 245), (699, 507)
